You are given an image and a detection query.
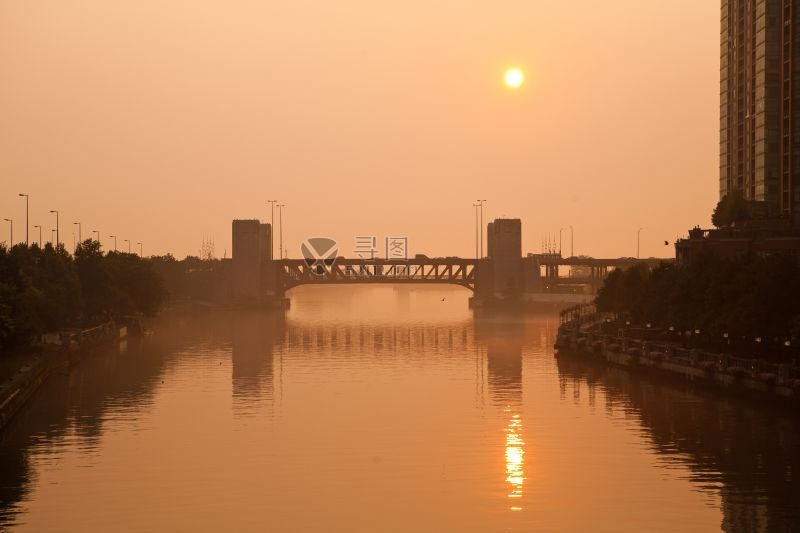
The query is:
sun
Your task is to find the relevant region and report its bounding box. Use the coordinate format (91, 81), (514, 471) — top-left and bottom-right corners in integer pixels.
(504, 67), (525, 89)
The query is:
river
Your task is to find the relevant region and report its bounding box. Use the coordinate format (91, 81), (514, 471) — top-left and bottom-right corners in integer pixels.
(0, 286), (797, 532)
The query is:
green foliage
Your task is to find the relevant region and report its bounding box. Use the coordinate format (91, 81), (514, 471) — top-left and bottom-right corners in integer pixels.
(0, 241), (166, 351)
(595, 252), (800, 339)
(712, 190), (750, 227)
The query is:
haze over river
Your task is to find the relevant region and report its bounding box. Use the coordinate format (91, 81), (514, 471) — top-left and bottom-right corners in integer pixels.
(0, 286), (798, 532)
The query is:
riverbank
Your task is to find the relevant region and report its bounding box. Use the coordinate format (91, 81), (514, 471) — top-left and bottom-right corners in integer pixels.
(0, 320), (135, 432)
(555, 306), (800, 408)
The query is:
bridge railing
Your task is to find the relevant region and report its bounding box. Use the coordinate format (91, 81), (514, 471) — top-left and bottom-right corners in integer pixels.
(564, 330), (800, 385)
(559, 303), (598, 327)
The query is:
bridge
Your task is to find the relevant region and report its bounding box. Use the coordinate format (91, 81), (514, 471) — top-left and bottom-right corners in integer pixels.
(230, 218), (670, 307)
(276, 258), (477, 291)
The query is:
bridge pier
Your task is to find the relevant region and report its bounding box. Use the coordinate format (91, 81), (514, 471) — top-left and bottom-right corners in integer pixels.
(232, 219), (287, 308)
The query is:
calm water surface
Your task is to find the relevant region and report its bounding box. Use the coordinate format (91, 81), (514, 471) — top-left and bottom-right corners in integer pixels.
(0, 286), (798, 532)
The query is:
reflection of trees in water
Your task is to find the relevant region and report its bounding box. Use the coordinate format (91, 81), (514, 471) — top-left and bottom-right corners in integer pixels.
(555, 354), (800, 533)
(0, 311), (276, 526)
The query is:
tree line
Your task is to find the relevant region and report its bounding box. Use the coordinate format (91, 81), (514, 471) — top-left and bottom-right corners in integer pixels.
(0, 241), (166, 351)
(595, 251), (800, 343)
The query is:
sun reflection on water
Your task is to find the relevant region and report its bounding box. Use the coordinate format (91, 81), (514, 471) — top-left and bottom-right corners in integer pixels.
(504, 409), (525, 510)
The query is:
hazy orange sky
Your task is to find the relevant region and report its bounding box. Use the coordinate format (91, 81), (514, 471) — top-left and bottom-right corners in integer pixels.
(0, 1), (718, 259)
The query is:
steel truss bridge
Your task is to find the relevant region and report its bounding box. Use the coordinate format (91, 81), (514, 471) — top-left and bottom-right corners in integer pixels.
(275, 258), (478, 291)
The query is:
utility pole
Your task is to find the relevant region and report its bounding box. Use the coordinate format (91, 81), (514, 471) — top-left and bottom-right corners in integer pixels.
(18, 193), (28, 245)
(267, 200), (277, 259)
(49, 210), (59, 247)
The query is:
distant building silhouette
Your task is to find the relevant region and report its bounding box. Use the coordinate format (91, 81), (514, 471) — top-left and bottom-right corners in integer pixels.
(720, 0), (800, 225)
(485, 218), (522, 297)
(232, 219), (271, 304)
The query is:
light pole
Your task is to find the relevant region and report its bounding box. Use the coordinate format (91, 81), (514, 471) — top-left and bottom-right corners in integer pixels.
(50, 229), (56, 245)
(110, 234), (117, 251)
(3, 218), (11, 247)
(559, 227), (564, 256)
(73, 222), (81, 246)
(267, 199), (277, 259)
(569, 225), (574, 258)
(33, 225), (41, 247)
(137, 242), (143, 256)
(49, 210), (59, 247)
(477, 199), (487, 257)
(18, 193), (28, 245)
(124, 239), (130, 253)
(637, 227), (643, 259)
(278, 204), (286, 259)
(92, 230), (99, 242)
(472, 203), (480, 259)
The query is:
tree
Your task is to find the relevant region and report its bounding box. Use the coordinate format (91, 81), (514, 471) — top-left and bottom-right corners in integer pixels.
(712, 190), (750, 227)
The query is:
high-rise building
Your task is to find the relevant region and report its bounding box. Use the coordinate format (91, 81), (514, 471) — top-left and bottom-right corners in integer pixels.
(720, 0), (800, 224)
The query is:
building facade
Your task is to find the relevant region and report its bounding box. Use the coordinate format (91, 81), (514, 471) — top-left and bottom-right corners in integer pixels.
(486, 218), (522, 297)
(232, 219), (272, 303)
(721, 0), (800, 224)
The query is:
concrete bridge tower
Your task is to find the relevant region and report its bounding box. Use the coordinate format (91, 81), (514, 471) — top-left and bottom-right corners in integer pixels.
(232, 219), (272, 305)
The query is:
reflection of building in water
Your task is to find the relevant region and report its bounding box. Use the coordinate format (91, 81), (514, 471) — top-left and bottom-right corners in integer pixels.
(231, 311), (283, 413)
(475, 317), (523, 406)
(555, 355), (800, 532)
(475, 315), (526, 510)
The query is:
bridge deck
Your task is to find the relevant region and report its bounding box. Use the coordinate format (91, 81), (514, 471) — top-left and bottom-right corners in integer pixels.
(275, 258), (478, 290)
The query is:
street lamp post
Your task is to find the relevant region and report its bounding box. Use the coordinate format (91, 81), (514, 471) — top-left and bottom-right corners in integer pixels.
(267, 200), (277, 260)
(637, 227), (644, 259)
(472, 203), (480, 259)
(559, 227), (564, 256)
(92, 230), (99, 242)
(476, 199), (487, 257)
(18, 194), (28, 245)
(49, 210), (59, 247)
(124, 239), (130, 253)
(569, 225), (574, 258)
(137, 242), (143, 256)
(277, 204), (286, 259)
(33, 225), (41, 247)
(110, 235), (117, 251)
(50, 229), (56, 244)
(73, 222), (81, 246)
(3, 219), (11, 247)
